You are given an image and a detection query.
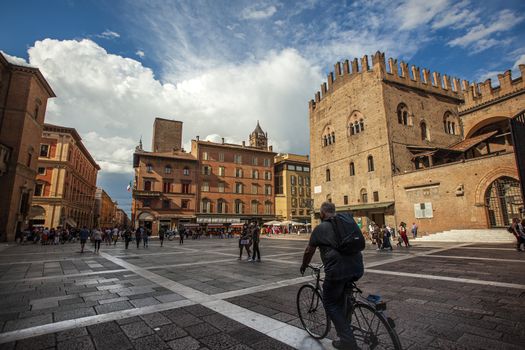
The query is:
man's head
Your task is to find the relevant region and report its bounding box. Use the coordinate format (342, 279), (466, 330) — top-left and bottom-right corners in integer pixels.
(319, 202), (336, 221)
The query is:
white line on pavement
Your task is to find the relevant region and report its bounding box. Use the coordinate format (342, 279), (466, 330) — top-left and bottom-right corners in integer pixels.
(0, 269), (128, 284)
(422, 254), (525, 263)
(366, 269), (525, 289)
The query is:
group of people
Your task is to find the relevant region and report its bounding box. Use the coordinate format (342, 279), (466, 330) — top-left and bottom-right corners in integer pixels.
(15, 227), (79, 245)
(367, 221), (416, 250)
(238, 223), (262, 261)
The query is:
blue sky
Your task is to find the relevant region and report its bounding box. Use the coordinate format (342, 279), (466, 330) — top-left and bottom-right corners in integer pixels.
(2, 0), (525, 216)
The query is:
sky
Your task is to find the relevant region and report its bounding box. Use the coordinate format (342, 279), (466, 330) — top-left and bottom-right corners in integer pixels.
(2, 0), (525, 216)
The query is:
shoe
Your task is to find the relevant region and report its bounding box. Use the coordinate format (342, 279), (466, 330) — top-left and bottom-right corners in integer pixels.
(332, 339), (359, 349)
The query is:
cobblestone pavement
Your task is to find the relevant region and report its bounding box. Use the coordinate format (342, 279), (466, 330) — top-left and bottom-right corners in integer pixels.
(0, 238), (523, 349)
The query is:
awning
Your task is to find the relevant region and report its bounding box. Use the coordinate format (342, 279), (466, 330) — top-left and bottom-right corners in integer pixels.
(335, 202), (395, 212)
(230, 223), (245, 227)
(182, 223), (200, 228)
(263, 220), (283, 226)
(138, 212), (154, 221)
(65, 218), (77, 228)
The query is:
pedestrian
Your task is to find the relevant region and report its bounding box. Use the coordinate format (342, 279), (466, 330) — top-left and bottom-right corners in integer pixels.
(179, 227), (185, 245)
(143, 228), (150, 247)
(238, 225), (251, 260)
(113, 227), (119, 246)
(509, 218), (522, 252)
(105, 228), (112, 246)
(249, 223), (261, 262)
(411, 222), (418, 239)
(159, 227), (165, 247)
(381, 224), (393, 251)
(93, 228), (103, 253)
(135, 227), (142, 248)
(519, 219), (525, 252)
(79, 226), (90, 253)
(399, 222), (410, 247)
(124, 229), (132, 249)
(372, 224), (382, 250)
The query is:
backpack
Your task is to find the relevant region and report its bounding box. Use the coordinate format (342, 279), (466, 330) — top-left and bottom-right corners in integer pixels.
(329, 213), (366, 255)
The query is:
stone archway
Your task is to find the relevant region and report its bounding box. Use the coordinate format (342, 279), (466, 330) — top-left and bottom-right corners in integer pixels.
(484, 177), (523, 227)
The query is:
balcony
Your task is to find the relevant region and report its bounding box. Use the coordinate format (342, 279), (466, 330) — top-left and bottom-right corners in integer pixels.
(132, 189), (161, 197)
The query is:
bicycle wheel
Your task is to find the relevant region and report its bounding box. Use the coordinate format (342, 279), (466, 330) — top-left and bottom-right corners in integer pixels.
(296, 284), (330, 339)
(350, 302), (402, 350)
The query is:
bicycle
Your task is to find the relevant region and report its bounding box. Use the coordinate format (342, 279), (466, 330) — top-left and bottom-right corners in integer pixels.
(297, 264), (402, 349)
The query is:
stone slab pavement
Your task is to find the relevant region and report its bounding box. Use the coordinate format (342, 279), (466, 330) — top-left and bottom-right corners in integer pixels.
(0, 237), (523, 349)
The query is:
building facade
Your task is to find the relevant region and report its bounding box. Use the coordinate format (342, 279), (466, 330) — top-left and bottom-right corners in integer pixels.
(94, 188), (117, 228)
(132, 118), (199, 234)
(190, 123), (276, 225)
(274, 153), (311, 223)
(0, 53), (55, 241)
(30, 124), (100, 229)
(115, 208), (130, 228)
(309, 52), (523, 234)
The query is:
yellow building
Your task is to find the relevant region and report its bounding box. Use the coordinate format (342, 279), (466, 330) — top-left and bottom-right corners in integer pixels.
(274, 153), (311, 223)
(94, 188), (117, 228)
(31, 124), (100, 229)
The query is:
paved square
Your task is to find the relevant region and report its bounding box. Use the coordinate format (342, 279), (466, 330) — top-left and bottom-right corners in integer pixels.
(0, 237), (524, 349)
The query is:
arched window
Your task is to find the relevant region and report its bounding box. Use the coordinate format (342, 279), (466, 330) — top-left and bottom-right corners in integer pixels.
(326, 168), (331, 182)
(146, 164), (153, 172)
(348, 111), (365, 136)
(217, 199), (226, 214)
(165, 165), (172, 174)
(235, 199), (243, 214)
(322, 125), (335, 147)
(420, 121), (428, 140)
(251, 200), (259, 214)
(264, 201), (272, 215)
(397, 103), (410, 126)
(367, 155), (374, 172)
(201, 198), (211, 213)
(360, 189), (368, 203)
(349, 162), (355, 176)
(443, 111), (459, 135)
(183, 167), (190, 176)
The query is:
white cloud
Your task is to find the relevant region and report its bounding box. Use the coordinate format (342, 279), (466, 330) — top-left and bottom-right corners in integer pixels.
(0, 50), (34, 67)
(98, 30), (120, 39)
(27, 39), (321, 175)
(136, 50), (145, 58)
(395, 0), (450, 30)
(448, 10), (523, 50)
(241, 5), (277, 20)
(513, 54), (525, 70)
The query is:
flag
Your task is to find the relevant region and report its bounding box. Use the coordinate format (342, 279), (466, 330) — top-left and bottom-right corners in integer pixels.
(126, 181), (132, 192)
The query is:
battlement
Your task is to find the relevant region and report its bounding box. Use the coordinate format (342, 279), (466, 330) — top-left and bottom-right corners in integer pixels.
(309, 51), (467, 111)
(459, 65), (525, 113)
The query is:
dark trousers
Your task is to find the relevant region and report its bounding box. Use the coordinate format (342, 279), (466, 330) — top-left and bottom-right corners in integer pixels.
(252, 241), (261, 260)
(159, 237), (164, 247)
(136, 238), (141, 248)
(94, 240), (101, 251)
(323, 278), (358, 346)
(239, 245), (251, 258)
(179, 235), (184, 244)
(125, 239), (130, 249)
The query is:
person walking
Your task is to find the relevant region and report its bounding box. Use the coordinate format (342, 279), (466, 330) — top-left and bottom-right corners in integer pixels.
(300, 202), (364, 350)
(411, 222), (418, 239)
(373, 224), (382, 250)
(79, 226), (90, 253)
(249, 223), (261, 262)
(238, 225), (251, 260)
(519, 219), (525, 252)
(159, 227), (165, 247)
(93, 228), (103, 254)
(179, 227), (185, 245)
(143, 228), (150, 248)
(509, 218), (522, 251)
(135, 227), (142, 248)
(381, 224), (393, 251)
(123, 229), (132, 249)
(399, 222), (410, 247)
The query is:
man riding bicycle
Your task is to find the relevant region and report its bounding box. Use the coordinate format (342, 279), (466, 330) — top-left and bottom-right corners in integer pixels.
(300, 202), (364, 350)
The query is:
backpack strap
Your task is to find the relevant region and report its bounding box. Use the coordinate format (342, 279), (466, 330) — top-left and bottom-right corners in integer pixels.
(329, 216), (343, 247)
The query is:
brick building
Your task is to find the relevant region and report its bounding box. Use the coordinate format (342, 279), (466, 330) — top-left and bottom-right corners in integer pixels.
(190, 122), (276, 226)
(115, 208), (130, 228)
(0, 53), (55, 241)
(132, 118), (199, 234)
(309, 52), (523, 234)
(94, 188), (117, 228)
(274, 153), (311, 223)
(30, 124), (100, 229)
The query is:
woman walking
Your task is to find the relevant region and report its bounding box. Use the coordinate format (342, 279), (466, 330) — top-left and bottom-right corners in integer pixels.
(381, 224), (393, 251)
(399, 222), (410, 247)
(93, 228), (103, 254)
(238, 225), (251, 260)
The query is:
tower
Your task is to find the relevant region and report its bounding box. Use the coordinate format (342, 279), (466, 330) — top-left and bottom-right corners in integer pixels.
(249, 121), (268, 149)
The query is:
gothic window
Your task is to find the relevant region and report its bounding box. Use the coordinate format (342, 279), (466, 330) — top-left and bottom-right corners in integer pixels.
(348, 111), (365, 136)
(326, 168), (331, 181)
(349, 162), (355, 176)
(367, 155), (374, 172)
(420, 121), (429, 140)
(397, 103), (410, 126)
(322, 125), (335, 147)
(443, 111), (459, 135)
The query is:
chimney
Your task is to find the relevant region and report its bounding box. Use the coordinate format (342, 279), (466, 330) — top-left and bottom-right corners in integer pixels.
(221, 137), (225, 144)
(196, 136), (200, 141)
(242, 141), (245, 147)
(269, 145), (273, 152)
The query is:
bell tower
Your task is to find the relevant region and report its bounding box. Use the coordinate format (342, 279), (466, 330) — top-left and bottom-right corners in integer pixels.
(249, 121), (268, 149)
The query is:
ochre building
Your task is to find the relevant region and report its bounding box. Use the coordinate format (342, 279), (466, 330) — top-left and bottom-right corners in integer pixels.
(309, 51), (523, 234)
(94, 188), (117, 229)
(0, 53), (55, 241)
(274, 153), (311, 223)
(31, 124), (100, 229)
